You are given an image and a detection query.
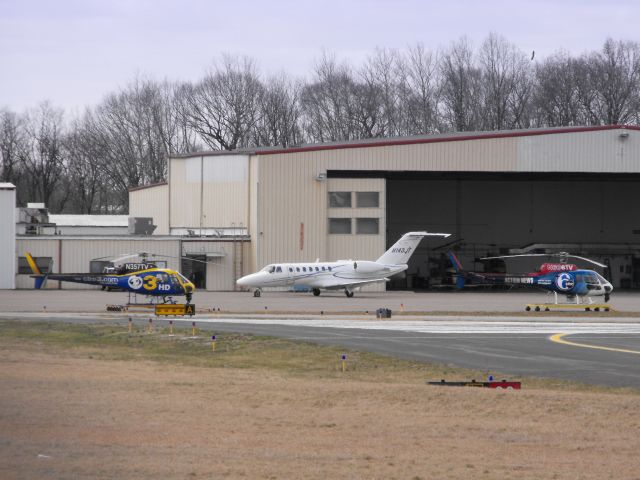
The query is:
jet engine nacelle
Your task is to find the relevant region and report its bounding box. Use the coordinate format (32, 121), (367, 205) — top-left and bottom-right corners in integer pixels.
(349, 260), (384, 273)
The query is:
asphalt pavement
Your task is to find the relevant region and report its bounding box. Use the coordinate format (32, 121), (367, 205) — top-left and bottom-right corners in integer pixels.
(2, 288), (640, 388)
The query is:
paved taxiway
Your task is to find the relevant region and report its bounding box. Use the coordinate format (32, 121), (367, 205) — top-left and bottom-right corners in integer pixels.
(2, 289), (640, 388)
(4, 310), (640, 388)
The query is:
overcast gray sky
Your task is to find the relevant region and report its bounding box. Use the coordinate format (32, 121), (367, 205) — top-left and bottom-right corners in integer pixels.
(1, 0), (639, 114)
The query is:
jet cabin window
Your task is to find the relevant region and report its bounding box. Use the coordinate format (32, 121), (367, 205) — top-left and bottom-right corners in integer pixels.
(276, 266), (282, 273)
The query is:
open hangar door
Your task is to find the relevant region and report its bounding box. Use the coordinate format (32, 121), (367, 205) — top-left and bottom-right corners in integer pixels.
(385, 172), (640, 290)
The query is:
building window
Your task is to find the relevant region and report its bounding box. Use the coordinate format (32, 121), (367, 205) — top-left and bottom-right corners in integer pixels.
(18, 256), (52, 274)
(328, 192), (351, 208)
(356, 192), (379, 208)
(329, 218), (352, 234)
(356, 218), (379, 234)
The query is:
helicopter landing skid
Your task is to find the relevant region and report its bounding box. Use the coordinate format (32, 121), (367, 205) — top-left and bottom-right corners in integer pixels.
(126, 292), (178, 306)
(525, 303), (613, 312)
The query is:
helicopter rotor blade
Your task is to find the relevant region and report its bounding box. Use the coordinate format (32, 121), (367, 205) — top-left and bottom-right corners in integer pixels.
(480, 254), (549, 260)
(480, 253), (607, 268)
(566, 255), (607, 268)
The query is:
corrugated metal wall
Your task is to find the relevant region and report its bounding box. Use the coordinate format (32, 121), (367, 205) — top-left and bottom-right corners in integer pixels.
(0, 187), (16, 289)
(129, 185), (169, 234)
(170, 155), (249, 230)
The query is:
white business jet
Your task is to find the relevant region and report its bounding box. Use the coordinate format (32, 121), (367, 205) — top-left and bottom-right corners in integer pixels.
(236, 231), (451, 297)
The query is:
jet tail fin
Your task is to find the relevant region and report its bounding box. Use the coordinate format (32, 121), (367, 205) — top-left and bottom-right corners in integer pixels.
(25, 252), (48, 289)
(448, 251), (466, 289)
(376, 231), (450, 265)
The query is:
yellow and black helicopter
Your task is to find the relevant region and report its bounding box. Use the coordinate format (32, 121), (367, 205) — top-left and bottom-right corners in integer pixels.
(25, 252), (197, 304)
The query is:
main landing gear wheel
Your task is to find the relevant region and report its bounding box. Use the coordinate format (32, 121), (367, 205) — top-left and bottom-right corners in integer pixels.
(312, 288), (321, 297)
(253, 289), (262, 298)
(345, 290), (354, 298)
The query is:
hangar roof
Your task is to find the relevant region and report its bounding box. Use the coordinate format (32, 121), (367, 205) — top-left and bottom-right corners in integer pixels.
(171, 124), (640, 159)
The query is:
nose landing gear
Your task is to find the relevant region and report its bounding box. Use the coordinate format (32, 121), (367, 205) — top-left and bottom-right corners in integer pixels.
(253, 289), (262, 298)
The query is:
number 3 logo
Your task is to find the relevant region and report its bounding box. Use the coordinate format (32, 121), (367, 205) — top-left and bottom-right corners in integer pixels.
(143, 275), (157, 291)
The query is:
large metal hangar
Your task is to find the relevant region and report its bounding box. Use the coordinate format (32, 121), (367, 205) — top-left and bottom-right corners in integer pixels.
(130, 125), (640, 291)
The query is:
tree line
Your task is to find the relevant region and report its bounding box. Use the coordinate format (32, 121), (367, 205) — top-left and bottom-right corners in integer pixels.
(2, 34), (639, 213)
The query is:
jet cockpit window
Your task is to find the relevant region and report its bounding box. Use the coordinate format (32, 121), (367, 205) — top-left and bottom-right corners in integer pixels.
(262, 265), (276, 274)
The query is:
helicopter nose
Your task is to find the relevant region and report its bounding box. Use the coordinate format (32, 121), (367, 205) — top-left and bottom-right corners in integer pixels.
(185, 282), (196, 293)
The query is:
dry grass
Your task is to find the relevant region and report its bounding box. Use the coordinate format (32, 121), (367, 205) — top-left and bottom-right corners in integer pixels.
(1, 320), (639, 479)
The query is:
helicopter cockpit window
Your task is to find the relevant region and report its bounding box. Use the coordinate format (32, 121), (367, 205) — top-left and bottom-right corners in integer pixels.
(596, 273), (609, 285)
(157, 273), (169, 283)
(177, 272), (191, 284)
(584, 274), (598, 285)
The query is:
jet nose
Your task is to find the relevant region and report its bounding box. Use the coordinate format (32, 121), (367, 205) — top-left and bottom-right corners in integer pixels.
(236, 274), (252, 287)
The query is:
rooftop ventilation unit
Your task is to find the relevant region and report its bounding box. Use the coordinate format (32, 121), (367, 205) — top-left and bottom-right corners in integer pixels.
(128, 217), (157, 235)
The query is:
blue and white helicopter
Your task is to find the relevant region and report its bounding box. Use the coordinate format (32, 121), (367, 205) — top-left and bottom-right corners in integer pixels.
(26, 252), (197, 304)
(448, 252), (613, 307)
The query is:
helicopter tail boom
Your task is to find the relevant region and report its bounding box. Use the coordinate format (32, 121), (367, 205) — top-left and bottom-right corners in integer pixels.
(448, 252), (467, 289)
(25, 252), (48, 289)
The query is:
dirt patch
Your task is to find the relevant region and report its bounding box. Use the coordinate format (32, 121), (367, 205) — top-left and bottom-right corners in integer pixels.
(1, 341), (640, 479)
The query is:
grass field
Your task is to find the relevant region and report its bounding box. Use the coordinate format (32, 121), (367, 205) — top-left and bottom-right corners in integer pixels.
(1, 320), (640, 479)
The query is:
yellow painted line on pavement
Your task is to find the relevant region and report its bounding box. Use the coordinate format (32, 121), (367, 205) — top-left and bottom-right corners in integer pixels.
(550, 333), (640, 356)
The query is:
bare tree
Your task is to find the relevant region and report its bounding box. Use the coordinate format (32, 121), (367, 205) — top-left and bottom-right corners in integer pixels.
(84, 77), (185, 210)
(589, 38), (640, 125)
(0, 109), (24, 185)
(64, 115), (111, 213)
(253, 74), (303, 147)
(396, 43), (441, 134)
(20, 102), (68, 210)
(478, 33), (532, 130)
(440, 38), (483, 131)
(301, 53), (356, 142)
(361, 48), (401, 136)
(183, 55), (264, 150)
(533, 52), (584, 126)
